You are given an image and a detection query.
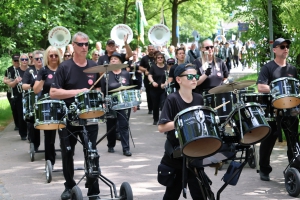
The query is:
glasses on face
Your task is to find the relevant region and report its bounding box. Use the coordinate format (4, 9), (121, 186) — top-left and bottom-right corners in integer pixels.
(64, 54), (71, 57)
(21, 58), (28, 61)
(93, 54), (99, 56)
(157, 57), (164, 59)
(204, 46), (214, 50)
(179, 74), (200, 80)
(29, 56), (33, 59)
(49, 54), (58, 58)
(74, 42), (89, 47)
(34, 57), (43, 61)
(277, 45), (290, 50)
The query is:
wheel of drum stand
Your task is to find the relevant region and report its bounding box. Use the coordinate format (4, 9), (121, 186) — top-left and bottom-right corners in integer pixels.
(119, 182), (133, 200)
(30, 143), (35, 162)
(285, 167), (300, 197)
(247, 147), (256, 169)
(71, 185), (83, 200)
(45, 160), (52, 183)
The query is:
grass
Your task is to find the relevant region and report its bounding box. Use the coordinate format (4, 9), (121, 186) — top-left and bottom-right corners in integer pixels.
(0, 98), (13, 131)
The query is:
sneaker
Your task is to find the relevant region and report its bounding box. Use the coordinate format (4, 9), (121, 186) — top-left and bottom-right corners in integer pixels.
(259, 171), (270, 181)
(89, 196), (100, 200)
(148, 110), (153, 114)
(108, 147), (115, 153)
(61, 188), (71, 200)
(21, 136), (27, 141)
(153, 121), (158, 125)
(123, 150), (132, 156)
(137, 105), (140, 110)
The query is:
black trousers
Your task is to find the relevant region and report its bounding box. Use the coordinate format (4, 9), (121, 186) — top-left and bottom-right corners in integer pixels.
(150, 89), (166, 122)
(144, 81), (153, 111)
(59, 124), (99, 196)
(44, 130), (56, 165)
(259, 116), (299, 174)
(7, 93), (19, 128)
(15, 94), (27, 137)
(163, 166), (207, 200)
(233, 55), (239, 67)
(106, 109), (130, 152)
(28, 122), (40, 149)
(226, 57), (231, 73)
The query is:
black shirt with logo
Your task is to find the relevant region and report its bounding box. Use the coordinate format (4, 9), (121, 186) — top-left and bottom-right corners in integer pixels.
(139, 55), (155, 85)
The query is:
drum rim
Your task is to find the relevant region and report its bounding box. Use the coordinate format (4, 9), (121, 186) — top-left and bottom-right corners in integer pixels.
(111, 89), (140, 96)
(75, 90), (102, 97)
(36, 99), (66, 104)
(174, 105), (216, 122)
(270, 77), (299, 83)
(241, 93), (272, 97)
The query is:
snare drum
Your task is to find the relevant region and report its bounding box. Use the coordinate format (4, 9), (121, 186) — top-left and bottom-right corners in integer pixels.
(22, 90), (37, 122)
(241, 93), (276, 121)
(174, 106), (222, 158)
(75, 90), (104, 119)
(270, 77), (300, 109)
(68, 108), (103, 126)
(111, 89), (141, 110)
(223, 103), (270, 145)
(34, 100), (67, 130)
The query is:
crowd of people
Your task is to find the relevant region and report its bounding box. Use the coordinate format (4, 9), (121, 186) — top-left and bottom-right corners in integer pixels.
(2, 34), (298, 199)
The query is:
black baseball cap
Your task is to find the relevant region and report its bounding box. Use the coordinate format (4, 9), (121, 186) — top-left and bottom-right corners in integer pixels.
(174, 64), (196, 77)
(106, 39), (115, 45)
(12, 54), (20, 60)
(273, 38), (291, 48)
(109, 52), (122, 61)
(167, 58), (175, 65)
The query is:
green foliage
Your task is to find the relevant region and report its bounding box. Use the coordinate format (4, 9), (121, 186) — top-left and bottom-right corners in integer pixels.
(0, 56), (11, 92)
(0, 99), (12, 128)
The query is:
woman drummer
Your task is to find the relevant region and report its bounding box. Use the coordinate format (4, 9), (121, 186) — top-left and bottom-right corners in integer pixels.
(157, 63), (209, 200)
(100, 52), (137, 156)
(33, 46), (62, 168)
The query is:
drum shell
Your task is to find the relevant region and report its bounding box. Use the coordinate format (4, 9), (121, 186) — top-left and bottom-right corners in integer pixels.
(23, 91), (37, 122)
(270, 77), (300, 109)
(34, 100), (67, 130)
(111, 90), (141, 110)
(225, 103), (270, 145)
(174, 106), (222, 158)
(75, 90), (104, 119)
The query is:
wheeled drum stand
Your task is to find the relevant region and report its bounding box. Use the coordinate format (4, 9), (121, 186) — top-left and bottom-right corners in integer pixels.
(70, 124), (133, 200)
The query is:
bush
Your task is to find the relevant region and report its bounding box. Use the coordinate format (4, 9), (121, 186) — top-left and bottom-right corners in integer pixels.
(0, 55), (12, 92)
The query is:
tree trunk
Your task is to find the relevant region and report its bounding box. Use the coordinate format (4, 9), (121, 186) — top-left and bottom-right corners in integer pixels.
(171, 1), (178, 46)
(123, 0), (129, 24)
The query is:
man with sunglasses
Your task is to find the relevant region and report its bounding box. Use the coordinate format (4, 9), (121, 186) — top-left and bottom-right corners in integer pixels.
(97, 36), (132, 65)
(50, 32), (101, 200)
(257, 38), (299, 182)
(3, 54), (21, 131)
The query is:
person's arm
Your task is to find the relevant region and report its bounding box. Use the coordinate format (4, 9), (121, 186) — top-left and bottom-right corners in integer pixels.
(257, 84), (270, 93)
(158, 121), (174, 133)
(22, 83), (31, 90)
(50, 87), (87, 100)
(148, 74), (158, 87)
(124, 34), (133, 60)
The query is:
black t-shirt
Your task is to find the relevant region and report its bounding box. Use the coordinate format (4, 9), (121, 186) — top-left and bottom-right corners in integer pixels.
(97, 53), (127, 65)
(51, 59), (100, 107)
(149, 64), (167, 91)
(194, 57), (228, 93)
(23, 66), (39, 85)
(139, 55), (155, 84)
(100, 70), (131, 96)
(36, 66), (56, 96)
(257, 60), (297, 84)
(168, 63), (178, 79)
(158, 91), (204, 168)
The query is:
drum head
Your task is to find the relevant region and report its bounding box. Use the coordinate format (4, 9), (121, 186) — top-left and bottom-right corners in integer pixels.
(183, 137), (222, 158)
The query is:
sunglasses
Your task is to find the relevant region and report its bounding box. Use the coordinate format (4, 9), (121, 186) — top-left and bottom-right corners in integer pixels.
(64, 54), (71, 57)
(179, 74), (200, 80)
(34, 57), (43, 61)
(21, 58), (28, 61)
(277, 45), (290, 50)
(157, 57), (164, 59)
(93, 54), (99, 56)
(74, 42), (89, 47)
(29, 56), (33, 59)
(204, 46), (214, 50)
(49, 54), (58, 58)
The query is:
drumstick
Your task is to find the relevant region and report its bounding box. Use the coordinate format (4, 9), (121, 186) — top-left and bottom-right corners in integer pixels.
(214, 101), (230, 110)
(89, 73), (105, 90)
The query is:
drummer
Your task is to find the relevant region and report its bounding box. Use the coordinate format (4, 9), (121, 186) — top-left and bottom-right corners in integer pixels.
(157, 63), (208, 199)
(33, 47), (62, 169)
(257, 38), (299, 181)
(100, 52), (137, 156)
(193, 39), (228, 94)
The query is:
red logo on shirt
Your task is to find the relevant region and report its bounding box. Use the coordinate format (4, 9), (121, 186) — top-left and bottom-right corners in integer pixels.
(88, 79), (93, 85)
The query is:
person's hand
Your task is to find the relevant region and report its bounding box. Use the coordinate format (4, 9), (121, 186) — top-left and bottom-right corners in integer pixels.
(41, 68), (48, 80)
(132, 106), (137, 112)
(124, 34), (129, 44)
(152, 82), (158, 87)
(205, 68), (212, 76)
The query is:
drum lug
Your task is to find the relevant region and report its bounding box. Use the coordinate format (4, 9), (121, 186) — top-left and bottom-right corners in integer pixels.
(51, 103), (53, 107)
(244, 109), (251, 118)
(36, 119), (39, 123)
(215, 116), (220, 124)
(84, 94), (87, 98)
(175, 130), (178, 138)
(178, 119), (183, 127)
(51, 117), (53, 121)
(75, 98), (78, 103)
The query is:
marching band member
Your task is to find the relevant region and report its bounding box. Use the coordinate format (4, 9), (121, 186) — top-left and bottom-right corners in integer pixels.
(168, 48), (187, 84)
(148, 52), (167, 125)
(50, 32), (101, 200)
(3, 54), (20, 131)
(33, 47), (62, 168)
(257, 38), (299, 181)
(158, 63), (207, 200)
(100, 52), (137, 156)
(127, 50), (142, 97)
